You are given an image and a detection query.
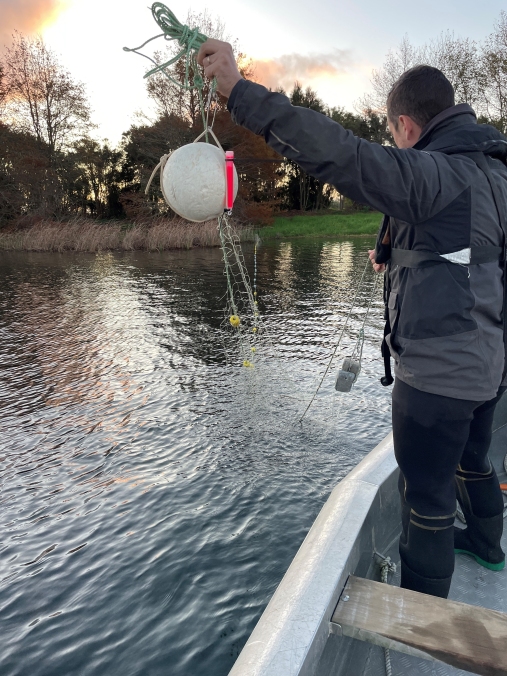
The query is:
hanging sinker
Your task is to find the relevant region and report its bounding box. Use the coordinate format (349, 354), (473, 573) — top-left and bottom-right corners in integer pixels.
(335, 357), (361, 393)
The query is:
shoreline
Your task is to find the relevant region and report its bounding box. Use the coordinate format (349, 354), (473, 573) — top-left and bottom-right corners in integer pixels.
(0, 213), (379, 253)
(0, 218), (253, 254)
(260, 210), (380, 240)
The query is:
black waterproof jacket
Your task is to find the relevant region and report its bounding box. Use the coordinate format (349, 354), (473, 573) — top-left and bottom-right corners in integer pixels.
(228, 80), (507, 400)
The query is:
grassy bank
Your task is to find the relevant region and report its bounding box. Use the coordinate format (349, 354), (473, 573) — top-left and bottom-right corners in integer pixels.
(0, 218), (255, 253)
(0, 211), (380, 253)
(258, 211), (380, 239)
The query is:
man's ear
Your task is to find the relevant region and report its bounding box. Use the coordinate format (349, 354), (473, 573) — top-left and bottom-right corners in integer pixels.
(399, 115), (422, 143)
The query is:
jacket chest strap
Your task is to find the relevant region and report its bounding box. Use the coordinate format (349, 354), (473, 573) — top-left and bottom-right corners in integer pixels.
(390, 246), (503, 269)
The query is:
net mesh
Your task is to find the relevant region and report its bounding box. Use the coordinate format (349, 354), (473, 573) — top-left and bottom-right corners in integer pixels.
(215, 231), (386, 436)
(215, 215), (314, 426)
(218, 215), (260, 367)
(124, 4), (385, 434)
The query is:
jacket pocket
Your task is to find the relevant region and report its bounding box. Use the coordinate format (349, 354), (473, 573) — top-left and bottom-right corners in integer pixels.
(388, 291), (397, 310)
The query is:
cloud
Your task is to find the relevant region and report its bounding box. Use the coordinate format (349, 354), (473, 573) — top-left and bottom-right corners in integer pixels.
(251, 49), (353, 92)
(0, 0), (67, 49)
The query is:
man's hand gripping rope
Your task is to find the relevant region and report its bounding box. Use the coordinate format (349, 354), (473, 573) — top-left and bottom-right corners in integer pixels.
(197, 39), (243, 98)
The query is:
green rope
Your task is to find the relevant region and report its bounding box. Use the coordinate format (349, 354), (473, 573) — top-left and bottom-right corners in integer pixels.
(124, 3), (214, 135)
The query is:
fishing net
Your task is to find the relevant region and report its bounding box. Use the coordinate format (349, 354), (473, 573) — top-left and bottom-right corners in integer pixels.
(217, 215), (260, 368)
(215, 216), (312, 431)
(124, 3), (383, 432)
(125, 6), (273, 370)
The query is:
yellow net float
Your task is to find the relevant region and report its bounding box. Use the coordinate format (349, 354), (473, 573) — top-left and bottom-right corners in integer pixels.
(229, 315), (240, 328)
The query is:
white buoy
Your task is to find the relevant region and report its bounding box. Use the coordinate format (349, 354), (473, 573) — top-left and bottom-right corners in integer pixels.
(161, 142), (239, 222)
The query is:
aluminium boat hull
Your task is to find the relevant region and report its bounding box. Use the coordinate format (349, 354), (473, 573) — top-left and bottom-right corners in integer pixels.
(229, 395), (507, 676)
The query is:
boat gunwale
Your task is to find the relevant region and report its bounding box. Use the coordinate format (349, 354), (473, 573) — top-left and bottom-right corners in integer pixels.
(228, 431), (398, 676)
(228, 394), (507, 676)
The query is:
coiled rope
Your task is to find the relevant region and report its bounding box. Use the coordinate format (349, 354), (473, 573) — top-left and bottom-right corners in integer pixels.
(126, 2), (222, 200)
(124, 3), (214, 132)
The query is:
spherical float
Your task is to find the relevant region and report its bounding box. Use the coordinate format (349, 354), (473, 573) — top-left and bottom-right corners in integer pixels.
(162, 142), (239, 222)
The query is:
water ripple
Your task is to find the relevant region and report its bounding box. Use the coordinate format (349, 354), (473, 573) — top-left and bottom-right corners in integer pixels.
(0, 240), (391, 676)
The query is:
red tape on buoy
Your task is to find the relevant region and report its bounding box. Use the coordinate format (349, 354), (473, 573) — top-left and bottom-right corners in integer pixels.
(225, 150), (235, 213)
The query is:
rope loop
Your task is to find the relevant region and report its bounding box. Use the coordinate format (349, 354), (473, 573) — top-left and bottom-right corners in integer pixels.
(127, 4), (222, 198)
(124, 3), (208, 93)
(193, 127), (224, 151)
(145, 152), (173, 207)
(194, 71), (204, 90)
(178, 25), (191, 48)
(124, 4), (217, 132)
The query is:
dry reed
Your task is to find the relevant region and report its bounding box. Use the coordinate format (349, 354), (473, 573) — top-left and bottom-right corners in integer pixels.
(0, 217), (254, 253)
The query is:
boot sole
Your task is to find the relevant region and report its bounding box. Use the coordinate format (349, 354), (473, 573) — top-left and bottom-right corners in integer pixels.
(454, 548), (505, 571)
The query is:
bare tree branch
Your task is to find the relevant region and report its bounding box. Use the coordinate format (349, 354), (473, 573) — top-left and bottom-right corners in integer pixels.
(3, 33), (93, 161)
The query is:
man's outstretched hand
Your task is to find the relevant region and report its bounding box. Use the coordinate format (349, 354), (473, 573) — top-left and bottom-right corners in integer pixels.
(197, 39), (243, 98)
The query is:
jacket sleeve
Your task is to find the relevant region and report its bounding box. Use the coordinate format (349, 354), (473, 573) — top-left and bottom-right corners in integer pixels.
(228, 80), (470, 223)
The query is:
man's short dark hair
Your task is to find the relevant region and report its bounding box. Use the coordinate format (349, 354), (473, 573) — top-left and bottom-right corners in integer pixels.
(387, 65), (455, 129)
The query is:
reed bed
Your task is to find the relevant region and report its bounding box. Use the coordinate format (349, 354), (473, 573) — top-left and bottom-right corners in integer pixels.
(0, 218), (254, 253)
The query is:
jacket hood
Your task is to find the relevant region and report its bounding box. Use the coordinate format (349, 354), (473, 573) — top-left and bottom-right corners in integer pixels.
(414, 103), (507, 161)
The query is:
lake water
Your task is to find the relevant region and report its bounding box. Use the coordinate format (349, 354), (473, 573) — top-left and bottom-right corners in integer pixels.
(0, 237), (392, 676)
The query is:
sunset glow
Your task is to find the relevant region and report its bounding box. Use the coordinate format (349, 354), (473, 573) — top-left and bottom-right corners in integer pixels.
(0, 0), (505, 143)
(251, 51), (371, 106)
(0, 0), (68, 47)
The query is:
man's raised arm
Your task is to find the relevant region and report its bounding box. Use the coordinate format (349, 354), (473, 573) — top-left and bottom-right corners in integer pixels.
(197, 39), (468, 223)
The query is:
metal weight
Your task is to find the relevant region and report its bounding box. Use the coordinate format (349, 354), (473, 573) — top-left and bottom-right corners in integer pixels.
(335, 358), (361, 392)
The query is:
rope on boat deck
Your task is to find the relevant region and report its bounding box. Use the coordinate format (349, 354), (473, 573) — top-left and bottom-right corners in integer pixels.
(378, 554), (397, 676)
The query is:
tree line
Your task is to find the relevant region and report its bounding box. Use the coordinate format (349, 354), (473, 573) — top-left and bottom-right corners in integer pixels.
(0, 11), (506, 227)
(365, 13), (507, 129)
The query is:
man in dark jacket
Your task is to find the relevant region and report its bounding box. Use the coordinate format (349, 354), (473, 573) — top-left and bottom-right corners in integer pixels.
(198, 40), (507, 598)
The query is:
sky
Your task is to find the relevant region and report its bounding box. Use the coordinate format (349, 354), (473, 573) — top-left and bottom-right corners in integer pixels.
(1, 0), (506, 145)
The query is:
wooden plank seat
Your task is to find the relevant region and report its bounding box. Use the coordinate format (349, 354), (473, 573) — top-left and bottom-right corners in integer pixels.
(330, 575), (507, 676)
